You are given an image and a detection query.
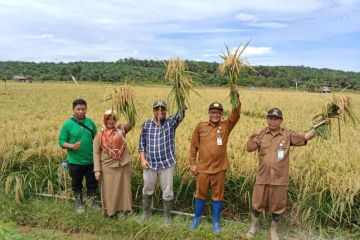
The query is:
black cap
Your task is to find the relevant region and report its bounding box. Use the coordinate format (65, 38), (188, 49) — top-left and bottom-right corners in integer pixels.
(153, 100), (167, 109)
(208, 102), (224, 111)
(267, 108), (283, 119)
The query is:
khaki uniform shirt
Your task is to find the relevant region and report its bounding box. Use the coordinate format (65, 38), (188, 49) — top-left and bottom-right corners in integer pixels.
(189, 106), (240, 174)
(255, 128), (307, 185)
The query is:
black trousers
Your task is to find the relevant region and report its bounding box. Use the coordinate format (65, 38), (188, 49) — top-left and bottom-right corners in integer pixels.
(68, 163), (98, 195)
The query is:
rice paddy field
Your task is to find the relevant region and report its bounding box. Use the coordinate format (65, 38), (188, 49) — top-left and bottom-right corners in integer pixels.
(0, 81), (359, 232)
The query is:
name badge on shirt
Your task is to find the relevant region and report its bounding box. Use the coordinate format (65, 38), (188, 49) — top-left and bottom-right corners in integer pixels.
(216, 127), (222, 145)
(277, 149), (285, 160)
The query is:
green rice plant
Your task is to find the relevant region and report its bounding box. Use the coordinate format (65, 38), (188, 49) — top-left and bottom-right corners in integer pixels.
(217, 41), (255, 110)
(164, 58), (198, 112)
(105, 85), (137, 127)
(312, 95), (359, 140)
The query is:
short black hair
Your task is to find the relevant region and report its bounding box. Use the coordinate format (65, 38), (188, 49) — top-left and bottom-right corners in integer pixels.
(72, 99), (87, 109)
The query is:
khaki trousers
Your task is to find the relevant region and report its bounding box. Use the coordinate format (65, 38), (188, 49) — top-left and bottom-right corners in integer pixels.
(195, 170), (226, 201)
(252, 184), (288, 214)
(142, 166), (174, 201)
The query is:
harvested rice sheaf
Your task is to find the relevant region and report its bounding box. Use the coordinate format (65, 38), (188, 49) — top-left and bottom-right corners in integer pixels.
(217, 41), (256, 110)
(105, 85), (137, 127)
(165, 58), (198, 113)
(311, 95), (359, 140)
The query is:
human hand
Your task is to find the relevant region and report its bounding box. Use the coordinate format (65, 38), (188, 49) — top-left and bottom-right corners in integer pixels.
(252, 128), (263, 137)
(250, 128), (263, 143)
(323, 118), (331, 124)
(189, 165), (197, 175)
(72, 141), (81, 150)
(230, 85), (240, 98)
(94, 171), (101, 181)
(141, 159), (150, 169)
(230, 85), (239, 92)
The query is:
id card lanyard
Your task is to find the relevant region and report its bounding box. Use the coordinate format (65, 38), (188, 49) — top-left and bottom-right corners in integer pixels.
(216, 127), (223, 146)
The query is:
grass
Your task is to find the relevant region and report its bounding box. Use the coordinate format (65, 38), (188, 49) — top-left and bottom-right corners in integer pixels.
(0, 82), (359, 231)
(0, 191), (358, 240)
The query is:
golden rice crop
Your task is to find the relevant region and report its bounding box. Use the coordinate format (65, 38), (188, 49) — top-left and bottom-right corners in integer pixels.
(104, 85), (137, 127)
(312, 95), (359, 140)
(165, 58), (198, 112)
(217, 41), (255, 109)
(0, 82), (359, 227)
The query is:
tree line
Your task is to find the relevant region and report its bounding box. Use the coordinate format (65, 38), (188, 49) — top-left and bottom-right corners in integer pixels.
(1, 59), (359, 90)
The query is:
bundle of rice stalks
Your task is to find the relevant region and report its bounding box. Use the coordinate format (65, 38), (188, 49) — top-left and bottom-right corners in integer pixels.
(311, 95), (359, 140)
(165, 58), (198, 112)
(217, 41), (255, 110)
(104, 85), (137, 127)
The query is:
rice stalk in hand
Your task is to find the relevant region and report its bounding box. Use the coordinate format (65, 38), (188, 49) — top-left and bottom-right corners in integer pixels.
(105, 85), (137, 127)
(165, 58), (198, 113)
(311, 95), (359, 140)
(217, 41), (255, 110)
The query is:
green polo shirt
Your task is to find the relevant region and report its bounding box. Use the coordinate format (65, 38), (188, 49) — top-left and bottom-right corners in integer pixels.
(58, 117), (97, 165)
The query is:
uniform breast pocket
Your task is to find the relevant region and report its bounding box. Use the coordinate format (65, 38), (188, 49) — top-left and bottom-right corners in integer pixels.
(259, 142), (270, 156)
(199, 130), (209, 139)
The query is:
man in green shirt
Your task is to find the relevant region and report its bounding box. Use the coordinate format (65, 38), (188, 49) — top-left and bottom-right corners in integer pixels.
(58, 99), (98, 213)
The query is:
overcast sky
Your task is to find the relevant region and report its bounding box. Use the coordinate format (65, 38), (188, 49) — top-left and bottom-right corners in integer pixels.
(0, 0), (359, 71)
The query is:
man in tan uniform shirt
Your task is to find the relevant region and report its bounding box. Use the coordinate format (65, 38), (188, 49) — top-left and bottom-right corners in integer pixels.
(246, 108), (329, 240)
(188, 91), (240, 234)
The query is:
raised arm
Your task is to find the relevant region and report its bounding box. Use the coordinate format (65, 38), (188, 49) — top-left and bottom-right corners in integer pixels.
(169, 110), (185, 128)
(226, 91), (241, 131)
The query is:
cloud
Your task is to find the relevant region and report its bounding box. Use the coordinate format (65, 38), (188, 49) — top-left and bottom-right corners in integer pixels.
(178, 28), (251, 34)
(39, 34), (54, 38)
(243, 46), (274, 56)
(202, 46), (273, 60)
(0, 0), (360, 70)
(235, 13), (257, 22)
(247, 22), (287, 28)
(235, 12), (287, 29)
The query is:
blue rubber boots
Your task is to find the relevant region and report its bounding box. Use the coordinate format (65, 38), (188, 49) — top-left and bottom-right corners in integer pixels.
(190, 199), (224, 235)
(189, 199), (205, 229)
(212, 201), (224, 234)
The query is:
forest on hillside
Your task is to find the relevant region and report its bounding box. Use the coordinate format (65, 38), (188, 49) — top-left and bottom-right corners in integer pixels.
(1, 59), (359, 90)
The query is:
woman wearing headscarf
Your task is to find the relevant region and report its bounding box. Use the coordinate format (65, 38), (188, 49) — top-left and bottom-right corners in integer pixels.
(93, 109), (134, 218)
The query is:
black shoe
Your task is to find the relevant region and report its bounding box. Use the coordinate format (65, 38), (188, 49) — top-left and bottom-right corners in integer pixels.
(74, 192), (85, 214)
(107, 211), (119, 220)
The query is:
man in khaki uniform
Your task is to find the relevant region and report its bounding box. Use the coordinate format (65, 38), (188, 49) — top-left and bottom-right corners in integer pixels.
(188, 90), (240, 234)
(245, 108), (329, 240)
